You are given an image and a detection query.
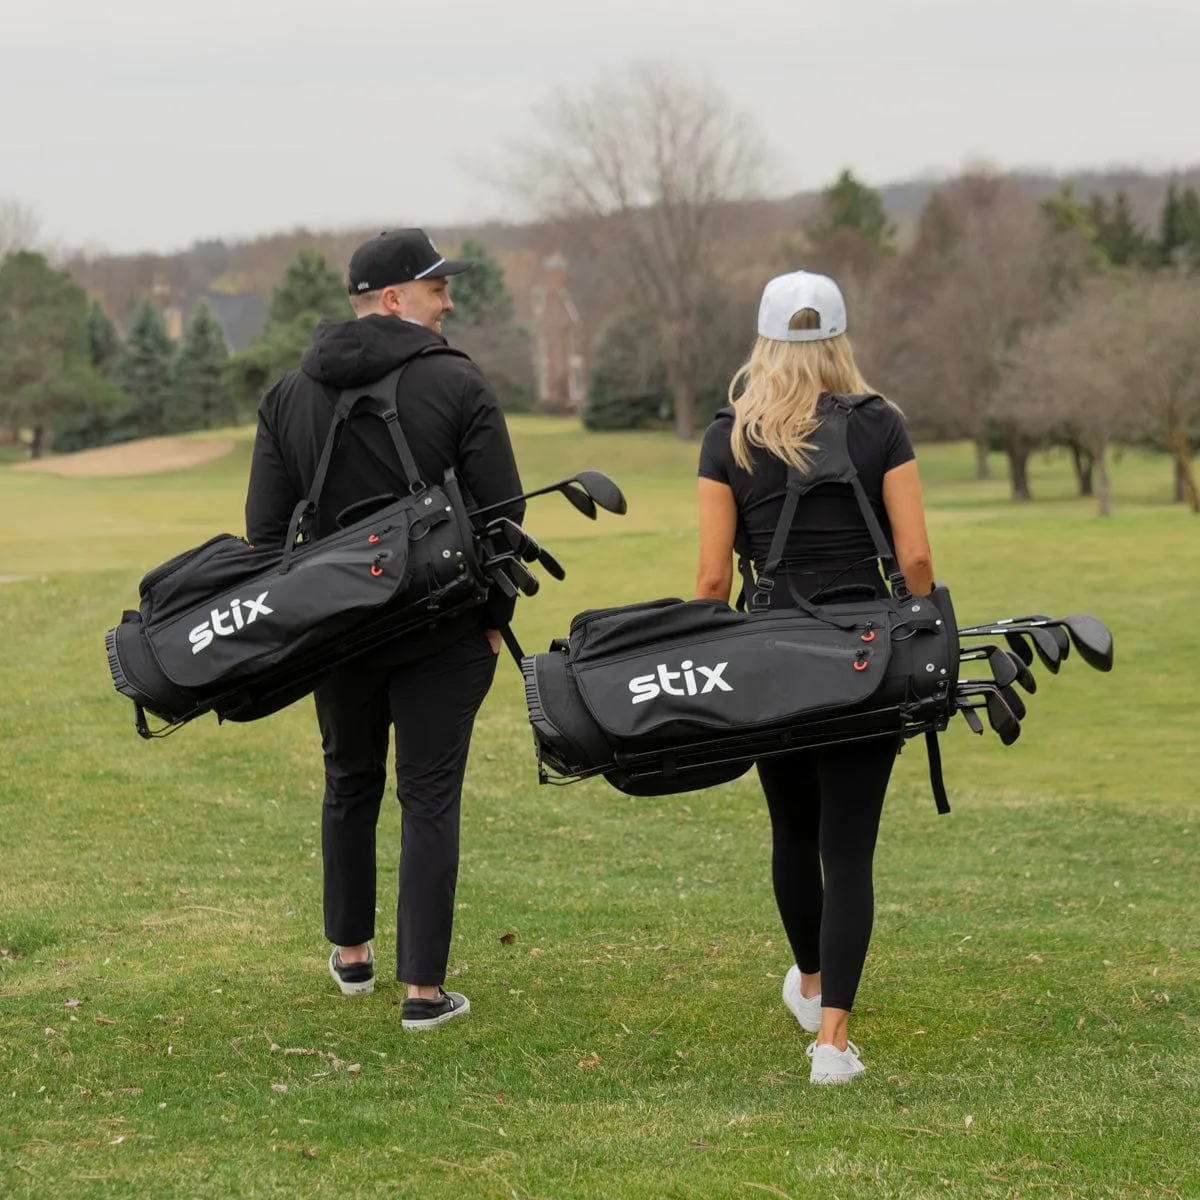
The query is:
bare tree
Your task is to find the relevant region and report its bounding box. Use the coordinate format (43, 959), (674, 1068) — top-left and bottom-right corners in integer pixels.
(0, 200), (42, 261)
(506, 63), (767, 439)
(1128, 277), (1200, 511)
(883, 176), (1088, 496)
(996, 279), (1133, 515)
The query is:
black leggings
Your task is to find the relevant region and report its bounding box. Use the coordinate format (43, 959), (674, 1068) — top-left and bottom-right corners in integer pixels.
(757, 735), (898, 1012)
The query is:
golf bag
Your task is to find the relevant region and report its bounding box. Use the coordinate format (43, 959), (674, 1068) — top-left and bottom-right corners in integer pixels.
(521, 396), (961, 806)
(106, 358), (494, 737)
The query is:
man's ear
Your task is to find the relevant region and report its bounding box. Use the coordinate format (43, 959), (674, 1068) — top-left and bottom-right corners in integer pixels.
(381, 285), (405, 316)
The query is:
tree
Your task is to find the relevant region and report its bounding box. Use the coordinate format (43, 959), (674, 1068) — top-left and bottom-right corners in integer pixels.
(446, 238), (516, 326)
(1090, 190), (1151, 268)
(806, 169), (895, 254)
(583, 310), (671, 431)
(86, 300), (121, 374)
(0, 199), (41, 261)
(0, 251), (125, 457)
(227, 248), (352, 410)
(884, 176), (1091, 496)
(996, 279), (1133, 516)
(268, 248), (349, 325)
(1158, 184), (1200, 271)
(114, 300), (175, 437)
(174, 300), (235, 429)
(510, 63), (767, 440)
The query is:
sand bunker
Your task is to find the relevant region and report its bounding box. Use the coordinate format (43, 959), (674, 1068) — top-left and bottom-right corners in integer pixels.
(13, 436), (235, 478)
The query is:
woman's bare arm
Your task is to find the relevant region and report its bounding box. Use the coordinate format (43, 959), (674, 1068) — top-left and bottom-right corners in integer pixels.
(695, 478), (738, 603)
(881, 459), (934, 596)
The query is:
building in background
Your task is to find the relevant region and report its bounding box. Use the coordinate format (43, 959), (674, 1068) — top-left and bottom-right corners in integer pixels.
(530, 253), (585, 413)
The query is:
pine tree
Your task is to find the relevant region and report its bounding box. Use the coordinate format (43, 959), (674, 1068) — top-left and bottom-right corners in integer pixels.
(807, 169), (895, 252)
(268, 249), (350, 325)
(0, 252), (128, 456)
(445, 238), (515, 326)
(115, 300), (175, 437)
(86, 300), (120, 374)
(1093, 191), (1150, 267)
(226, 249), (351, 409)
(582, 311), (671, 431)
(174, 300), (233, 430)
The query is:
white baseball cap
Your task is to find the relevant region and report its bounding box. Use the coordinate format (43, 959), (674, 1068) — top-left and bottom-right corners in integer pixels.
(757, 270), (847, 342)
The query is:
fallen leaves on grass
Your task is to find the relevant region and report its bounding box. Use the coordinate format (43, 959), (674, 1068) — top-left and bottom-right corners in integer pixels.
(64, 997), (81, 1009)
(578, 1052), (602, 1069)
(94, 1016), (116, 1026)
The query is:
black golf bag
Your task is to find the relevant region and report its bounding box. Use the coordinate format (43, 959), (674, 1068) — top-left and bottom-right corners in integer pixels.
(521, 396), (961, 807)
(106, 359), (495, 736)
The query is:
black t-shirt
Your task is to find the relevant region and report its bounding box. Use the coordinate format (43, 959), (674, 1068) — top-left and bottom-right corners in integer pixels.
(698, 396), (915, 573)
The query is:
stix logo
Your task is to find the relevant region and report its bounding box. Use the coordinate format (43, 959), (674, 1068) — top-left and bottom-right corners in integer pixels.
(628, 659), (732, 705)
(188, 592), (273, 654)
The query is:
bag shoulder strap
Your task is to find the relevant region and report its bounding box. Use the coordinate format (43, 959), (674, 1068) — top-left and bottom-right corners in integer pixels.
(281, 346), (461, 569)
(749, 395), (911, 614)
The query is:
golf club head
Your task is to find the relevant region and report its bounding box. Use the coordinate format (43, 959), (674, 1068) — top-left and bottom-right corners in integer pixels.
(999, 683), (1027, 721)
(1005, 651), (1037, 694)
(958, 704), (984, 735)
(988, 647), (1018, 688)
(502, 556), (540, 597)
(1004, 631), (1034, 667)
(1063, 614), (1114, 672)
(572, 470), (628, 516)
(536, 545), (566, 582)
(562, 483), (598, 520)
(984, 689), (1022, 745)
(1028, 626), (1063, 674)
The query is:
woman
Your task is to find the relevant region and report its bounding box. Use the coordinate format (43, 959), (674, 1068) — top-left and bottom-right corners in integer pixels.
(695, 270), (934, 1084)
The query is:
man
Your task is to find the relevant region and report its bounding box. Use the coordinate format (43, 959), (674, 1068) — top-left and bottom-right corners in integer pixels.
(245, 229), (523, 1030)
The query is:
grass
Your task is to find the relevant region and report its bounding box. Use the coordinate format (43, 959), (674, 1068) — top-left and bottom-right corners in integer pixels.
(0, 418), (1197, 1199)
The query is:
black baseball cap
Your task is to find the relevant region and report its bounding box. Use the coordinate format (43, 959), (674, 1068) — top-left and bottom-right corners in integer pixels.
(347, 228), (472, 295)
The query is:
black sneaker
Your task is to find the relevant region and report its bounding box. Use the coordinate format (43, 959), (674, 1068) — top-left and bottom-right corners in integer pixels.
(328, 946), (374, 996)
(401, 988), (470, 1030)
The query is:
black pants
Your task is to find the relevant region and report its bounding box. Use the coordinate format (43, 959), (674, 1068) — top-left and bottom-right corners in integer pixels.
(757, 734), (898, 1012)
(314, 626), (497, 985)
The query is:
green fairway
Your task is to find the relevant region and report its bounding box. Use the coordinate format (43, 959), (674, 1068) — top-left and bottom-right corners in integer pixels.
(1, 419), (1197, 1199)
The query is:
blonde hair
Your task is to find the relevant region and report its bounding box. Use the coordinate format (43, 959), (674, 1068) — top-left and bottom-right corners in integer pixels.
(729, 308), (875, 472)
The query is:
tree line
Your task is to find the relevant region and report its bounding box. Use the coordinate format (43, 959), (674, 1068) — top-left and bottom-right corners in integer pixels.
(504, 66), (1200, 514)
(3, 63), (1198, 513)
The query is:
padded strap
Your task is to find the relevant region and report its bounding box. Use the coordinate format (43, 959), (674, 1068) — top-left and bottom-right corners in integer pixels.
(747, 395), (911, 612)
(282, 348), (458, 571)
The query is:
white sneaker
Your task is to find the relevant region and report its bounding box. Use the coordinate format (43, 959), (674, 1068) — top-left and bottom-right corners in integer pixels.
(807, 1039), (866, 1084)
(782, 965), (822, 1033)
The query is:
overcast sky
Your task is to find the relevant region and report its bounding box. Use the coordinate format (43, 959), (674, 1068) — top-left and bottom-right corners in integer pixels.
(2, 0), (1196, 255)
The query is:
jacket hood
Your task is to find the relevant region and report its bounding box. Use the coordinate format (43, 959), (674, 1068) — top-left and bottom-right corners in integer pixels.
(299, 314), (447, 388)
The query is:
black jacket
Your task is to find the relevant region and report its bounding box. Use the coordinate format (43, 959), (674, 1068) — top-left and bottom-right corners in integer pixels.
(245, 314), (525, 654)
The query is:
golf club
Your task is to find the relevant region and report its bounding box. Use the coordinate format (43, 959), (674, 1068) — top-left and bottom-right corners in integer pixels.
(957, 704), (985, 735)
(484, 518), (567, 581)
(958, 645), (1019, 689)
(471, 471), (627, 522)
(956, 682), (1022, 744)
(959, 642), (1037, 693)
(958, 614), (1113, 673)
